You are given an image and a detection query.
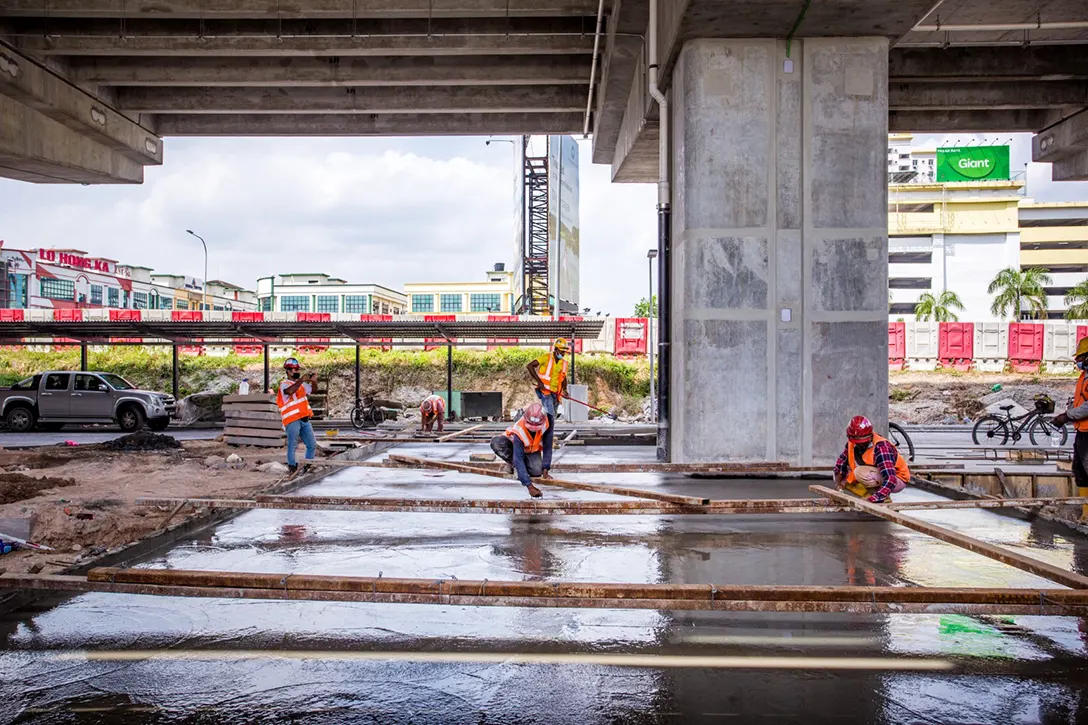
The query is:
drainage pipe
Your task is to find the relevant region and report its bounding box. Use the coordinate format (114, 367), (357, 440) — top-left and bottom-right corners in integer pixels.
(582, 0), (606, 138)
(647, 0), (671, 462)
(913, 21), (1088, 32)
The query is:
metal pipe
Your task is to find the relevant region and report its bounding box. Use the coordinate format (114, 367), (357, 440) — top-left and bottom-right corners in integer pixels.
(647, 250), (657, 423)
(354, 344), (360, 404)
(446, 343), (453, 421)
(79, 343), (88, 372)
(262, 344), (270, 393)
(913, 21), (1088, 32)
(171, 344), (179, 400)
(582, 0), (607, 138)
(648, 0), (671, 461)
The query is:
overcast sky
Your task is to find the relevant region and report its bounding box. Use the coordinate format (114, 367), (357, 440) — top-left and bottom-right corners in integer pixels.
(1, 131), (1085, 318)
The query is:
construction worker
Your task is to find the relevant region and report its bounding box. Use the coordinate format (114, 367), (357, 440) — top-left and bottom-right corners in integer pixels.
(490, 402), (552, 498)
(833, 415), (911, 503)
(277, 357), (317, 476)
(1048, 336), (1088, 519)
(420, 394), (446, 433)
(526, 338), (570, 425)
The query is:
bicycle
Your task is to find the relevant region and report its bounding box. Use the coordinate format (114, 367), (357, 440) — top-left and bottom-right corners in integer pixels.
(888, 422), (915, 462)
(971, 394), (1068, 447)
(349, 395), (386, 429)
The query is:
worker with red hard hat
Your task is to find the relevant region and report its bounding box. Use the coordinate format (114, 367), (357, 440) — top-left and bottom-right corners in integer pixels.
(833, 415), (911, 503)
(490, 402), (553, 498)
(1049, 335), (1088, 519)
(419, 394), (446, 433)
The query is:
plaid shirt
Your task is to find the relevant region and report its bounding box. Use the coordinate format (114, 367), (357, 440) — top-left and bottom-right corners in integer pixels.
(834, 440), (901, 500)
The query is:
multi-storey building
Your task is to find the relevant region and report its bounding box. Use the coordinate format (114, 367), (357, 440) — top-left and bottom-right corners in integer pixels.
(404, 264), (515, 317)
(255, 274), (406, 315)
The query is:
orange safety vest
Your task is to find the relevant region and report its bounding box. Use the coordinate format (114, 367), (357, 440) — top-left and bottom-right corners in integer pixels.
(1074, 373), (1088, 433)
(536, 352), (568, 394)
(505, 416), (548, 454)
(846, 433), (911, 485)
(421, 395), (445, 416)
(277, 380), (313, 426)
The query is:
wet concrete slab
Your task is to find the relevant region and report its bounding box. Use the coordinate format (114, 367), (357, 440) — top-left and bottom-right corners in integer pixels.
(0, 444), (1086, 723)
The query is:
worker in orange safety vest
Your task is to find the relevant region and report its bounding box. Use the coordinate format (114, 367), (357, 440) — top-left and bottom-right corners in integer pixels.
(1049, 336), (1088, 519)
(832, 415), (911, 503)
(420, 394), (446, 433)
(277, 357), (317, 476)
(490, 402), (552, 498)
(526, 338), (570, 425)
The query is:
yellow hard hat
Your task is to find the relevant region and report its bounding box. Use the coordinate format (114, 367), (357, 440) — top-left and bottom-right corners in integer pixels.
(1076, 337), (1088, 360)
(553, 338), (571, 353)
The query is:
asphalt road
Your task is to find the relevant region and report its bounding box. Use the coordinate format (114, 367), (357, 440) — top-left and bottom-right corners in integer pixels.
(0, 426), (219, 448)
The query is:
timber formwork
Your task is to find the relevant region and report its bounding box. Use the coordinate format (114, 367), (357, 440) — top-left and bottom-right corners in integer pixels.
(3, 449), (1088, 616)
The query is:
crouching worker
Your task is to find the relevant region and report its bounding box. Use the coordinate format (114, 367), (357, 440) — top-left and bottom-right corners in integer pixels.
(490, 403), (552, 498)
(420, 394), (446, 433)
(833, 415), (911, 503)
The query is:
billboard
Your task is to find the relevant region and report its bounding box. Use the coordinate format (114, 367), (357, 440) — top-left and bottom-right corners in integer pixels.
(548, 135), (580, 312)
(936, 146), (1011, 182)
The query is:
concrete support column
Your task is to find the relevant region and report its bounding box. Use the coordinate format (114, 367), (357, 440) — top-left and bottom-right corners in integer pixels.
(669, 37), (889, 464)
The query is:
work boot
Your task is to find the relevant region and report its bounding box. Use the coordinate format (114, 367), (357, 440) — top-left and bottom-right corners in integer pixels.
(300, 463), (313, 476)
(286, 463), (299, 478)
(526, 484), (543, 498)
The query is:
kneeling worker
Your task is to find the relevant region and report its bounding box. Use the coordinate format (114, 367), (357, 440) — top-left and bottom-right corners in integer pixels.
(490, 403), (552, 498)
(420, 394), (446, 433)
(833, 415), (910, 503)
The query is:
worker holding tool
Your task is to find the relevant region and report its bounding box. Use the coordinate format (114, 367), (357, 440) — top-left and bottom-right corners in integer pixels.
(526, 338), (570, 424)
(833, 416), (911, 503)
(277, 357), (317, 477)
(1048, 336), (1088, 518)
(419, 394), (446, 433)
(490, 402), (552, 498)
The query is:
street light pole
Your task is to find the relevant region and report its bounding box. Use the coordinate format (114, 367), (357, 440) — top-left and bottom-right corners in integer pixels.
(647, 248), (658, 423)
(185, 229), (208, 310)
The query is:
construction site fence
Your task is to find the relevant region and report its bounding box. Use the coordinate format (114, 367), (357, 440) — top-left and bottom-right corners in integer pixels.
(891, 320), (1088, 373)
(0, 310), (654, 358)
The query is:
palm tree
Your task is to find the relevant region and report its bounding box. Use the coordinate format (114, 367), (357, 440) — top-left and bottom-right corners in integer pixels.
(914, 290), (965, 322)
(987, 267), (1051, 320)
(1064, 280), (1088, 320)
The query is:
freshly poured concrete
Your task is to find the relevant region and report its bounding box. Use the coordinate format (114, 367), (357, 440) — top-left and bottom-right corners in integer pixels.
(0, 442), (1085, 723)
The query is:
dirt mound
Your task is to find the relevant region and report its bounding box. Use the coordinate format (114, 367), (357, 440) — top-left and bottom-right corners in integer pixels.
(0, 473), (76, 504)
(100, 431), (182, 452)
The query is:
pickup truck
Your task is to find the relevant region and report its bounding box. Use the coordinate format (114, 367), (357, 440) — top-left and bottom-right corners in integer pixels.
(0, 371), (176, 433)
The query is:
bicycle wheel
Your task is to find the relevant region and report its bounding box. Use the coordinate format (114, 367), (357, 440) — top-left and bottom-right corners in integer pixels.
(888, 422), (915, 462)
(972, 416), (1010, 446)
(350, 405), (366, 430)
(1028, 417), (1069, 447)
(369, 406), (385, 426)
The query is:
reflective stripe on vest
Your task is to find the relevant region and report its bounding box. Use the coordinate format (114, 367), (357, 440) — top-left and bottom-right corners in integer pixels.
(277, 382), (313, 426)
(846, 433), (911, 484)
(1074, 373), (1088, 433)
(421, 395), (445, 414)
(505, 417), (546, 453)
(537, 354), (568, 393)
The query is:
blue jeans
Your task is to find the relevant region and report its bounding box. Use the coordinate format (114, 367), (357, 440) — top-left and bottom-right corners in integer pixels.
(535, 389), (559, 419)
(285, 418), (316, 467)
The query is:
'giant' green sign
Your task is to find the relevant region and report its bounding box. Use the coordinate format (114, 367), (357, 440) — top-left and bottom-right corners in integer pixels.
(936, 146), (1010, 182)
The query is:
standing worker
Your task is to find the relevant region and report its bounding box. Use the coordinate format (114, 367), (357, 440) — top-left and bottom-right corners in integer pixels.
(526, 338), (570, 425)
(277, 357), (317, 477)
(490, 403), (552, 498)
(420, 394), (446, 434)
(833, 416), (910, 503)
(1048, 337), (1088, 519)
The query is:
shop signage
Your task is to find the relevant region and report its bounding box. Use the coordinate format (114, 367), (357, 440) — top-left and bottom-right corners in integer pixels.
(936, 146), (1011, 182)
(38, 249), (115, 274)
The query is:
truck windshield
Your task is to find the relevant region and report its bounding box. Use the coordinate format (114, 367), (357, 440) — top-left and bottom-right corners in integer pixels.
(99, 373), (137, 390)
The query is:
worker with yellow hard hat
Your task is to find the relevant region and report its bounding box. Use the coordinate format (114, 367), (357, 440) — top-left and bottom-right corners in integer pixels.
(1048, 336), (1088, 519)
(526, 338), (570, 436)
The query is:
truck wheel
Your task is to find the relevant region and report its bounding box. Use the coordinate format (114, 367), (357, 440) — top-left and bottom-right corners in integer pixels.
(117, 405), (146, 433)
(4, 406), (36, 433)
(148, 418), (170, 432)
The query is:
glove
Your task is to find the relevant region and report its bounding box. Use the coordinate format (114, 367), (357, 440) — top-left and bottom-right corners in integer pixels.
(1052, 413), (1069, 427)
(867, 493), (887, 504)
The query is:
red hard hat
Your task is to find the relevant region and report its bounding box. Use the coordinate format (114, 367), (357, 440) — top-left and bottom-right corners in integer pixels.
(846, 415), (874, 443)
(283, 357), (302, 370)
(523, 403), (547, 431)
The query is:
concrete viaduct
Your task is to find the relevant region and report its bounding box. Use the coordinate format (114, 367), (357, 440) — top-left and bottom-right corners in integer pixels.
(1, 0), (1087, 464)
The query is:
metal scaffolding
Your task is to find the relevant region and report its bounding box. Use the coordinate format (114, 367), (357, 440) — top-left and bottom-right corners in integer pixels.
(522, 143), (551, 317)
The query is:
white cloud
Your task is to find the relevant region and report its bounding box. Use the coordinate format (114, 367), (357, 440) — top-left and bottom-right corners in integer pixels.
(0, 136), (659, 318)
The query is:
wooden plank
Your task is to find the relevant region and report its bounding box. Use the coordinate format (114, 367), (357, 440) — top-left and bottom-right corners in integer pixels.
(225, 435), (285, 447)
(811, 485), (1088, 589)
(223, 417), (284, 431)
(223, 394), (275, 403)
(390, 454), (711, 506)
(225, 409), (281, 421)
(437, 424), (484, 443)
(223, 426), (285, 439)
(222, 403), (280, 413)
